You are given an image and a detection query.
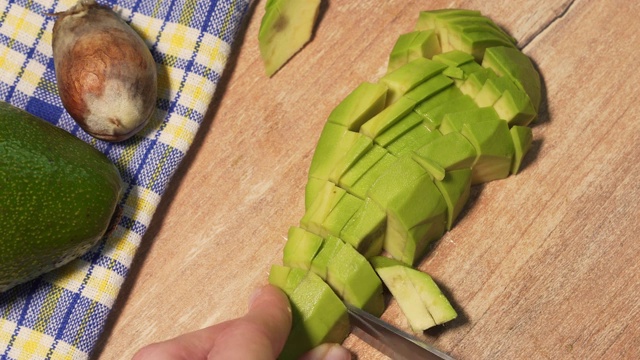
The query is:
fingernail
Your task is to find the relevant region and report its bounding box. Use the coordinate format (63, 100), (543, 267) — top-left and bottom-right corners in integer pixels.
(303, 343), (351, 360)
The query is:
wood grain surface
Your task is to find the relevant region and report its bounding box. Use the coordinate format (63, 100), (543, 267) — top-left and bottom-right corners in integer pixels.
(94, 0), (640, 359)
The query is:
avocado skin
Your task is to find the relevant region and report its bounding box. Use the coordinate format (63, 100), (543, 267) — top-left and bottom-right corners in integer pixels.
(0, 102), (123, 292)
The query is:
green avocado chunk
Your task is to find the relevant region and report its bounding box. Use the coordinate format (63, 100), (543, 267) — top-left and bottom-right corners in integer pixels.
(374, 112), (424, 148)
(414, 131), (478, 171)
(435, 168), (473, 229)
(349, 152), (398, 199)
(482, 46), (542, 112)
(258, 0), (321, 77)
(510, 125), (533, 174)
(459, 67), (499, 98)
(419, 94), (479, 130)
(461, 119), (516, 184)
(0, 102), (123, 292)
(385, 122), (441, 156)
(328, 135), (373, 183)
(439, 107), (501, 134)
(432, 50), (475, 67)
(379, 58), (448, 105)
(370, 256), (457, 332)
(270, 266), (350, 360)
(301, 181), (363, 238)
(360, 97), (417, 139)
(338, 145), (388, 195)
(283, 226), (324, 270)
(327, 82), (389, 131)
(340, 198), (386, 258)
(387, 30), (441, 73)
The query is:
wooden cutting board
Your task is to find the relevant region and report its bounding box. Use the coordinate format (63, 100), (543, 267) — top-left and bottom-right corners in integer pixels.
(94, 0), (640, 359)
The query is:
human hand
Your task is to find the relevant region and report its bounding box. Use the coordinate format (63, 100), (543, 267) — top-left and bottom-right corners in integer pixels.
(132, 284), (351, 360)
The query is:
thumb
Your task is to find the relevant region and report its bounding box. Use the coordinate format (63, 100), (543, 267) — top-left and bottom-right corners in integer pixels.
(207, 284), (292, 360)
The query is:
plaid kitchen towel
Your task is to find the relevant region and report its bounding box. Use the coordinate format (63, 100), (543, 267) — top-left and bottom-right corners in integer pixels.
(0, 0), (251, 358)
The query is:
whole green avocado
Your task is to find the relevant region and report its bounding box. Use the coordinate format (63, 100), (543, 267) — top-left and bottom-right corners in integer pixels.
(0, 101), (123, 292)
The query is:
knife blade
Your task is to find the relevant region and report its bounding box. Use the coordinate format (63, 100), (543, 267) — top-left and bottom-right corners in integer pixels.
(346, 303), (455, 360)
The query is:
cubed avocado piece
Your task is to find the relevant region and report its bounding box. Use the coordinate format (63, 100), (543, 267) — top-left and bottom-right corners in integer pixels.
(432, 50), (475, 67)
(482, 46), (542, 112)
(387, 30), (441, 73)
(461, 119), (515, 184)
(305, 176), (326, 211)
(493, 86), (537, 126)
(360, 97), (417, 139)
(384, 173), (447, 265)
(340, 198), (386, 258)
(420, 94), (479, 130)
(379, 58), (448, 105)
(439, 107), (501, 134)
(338, 145), (388, 196)
(258, 0), (321, 77)
(411, 154), (446, 181)
(404, 75), (454, 103)
(301, 181), (347, 235)
(283, 226), (324, 270)
(349, 152), (398, 199)
(442, 16), (516, 42)
(510, 125), (533, 174)
(310, 236), (343, 280)
(414, 131), (477, 171)
(435, 168), (472, 230)
(322, 192), (363, 238)
(328, 135), (373, 183)
(268, 264), (293, 291)
(374, 112), (423, 148)
(385, 123), (441, 157)
(443, 66), (464, 79)
(371, 256), (457, 331)
(326, 240), (385, 316)
(271, 266), (350, 360)
(474, 76), (520, 107)
(367, 155), (427, 208)
(308, 123), (361, 181)
(413, 86), (464, 128)
(459, 67), (499, 97)
(444, 28), (517, 62)
(415, 9), (482, 31)
(327, 82), (389, 131)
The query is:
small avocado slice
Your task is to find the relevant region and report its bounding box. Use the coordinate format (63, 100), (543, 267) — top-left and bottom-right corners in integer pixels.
(385, 122), (441, 157)
(420, 94), (479, 130)
(411, 155), (446, 181)
(384, 173), (447, 265)
(439, 107), (501, 134)
(482, 46), (542, 112)
(413, 86), (464, 129)
(325, 238), (385, 316)
(404, 75), (454, 103)
(379, 58), (448, 105)
(414, 131), (478, 171)
(415, 9), (482, 31)
(328, 134), (373, 183)
(461, 119), (516, 184)
(283, 226), (324, 270)
(301, 181), (347, 236)
(258, 0), (321, 77)
(367, 155), (427, 208)
(0, 102), (123, 291)
(359, 97), (417, 139)
(432, 50), (475, 67)
(435, 168), (473, 229)
(340, 198), (386, 258)
(474, 76), (536, 126)
(459, 67), (499, 98)
(310, 236), (343, 279)
(327, 82), (389, 131)
(322, 192), (363, 238)
(510, 125), (533, 174)
(270, 266), (350, 360)
(338, 145), (388, 195)
(387, 30), (441, 73)
(370, 256), (457, 331)
(349, 152), (398, 199)
(374, 112), (423, 148)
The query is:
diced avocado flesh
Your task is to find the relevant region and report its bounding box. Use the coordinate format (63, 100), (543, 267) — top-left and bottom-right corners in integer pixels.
(375, 112), (424, 148)
(379, 58), (448, 105)
(338, 145), (388, 195)
(340, 198), (386, 258)
(459, 68), (499, 98)
(439, 107), (501, 134)
(387, 30), (441, 73)
(329, 135), (373, 183)
(420, 94), (479, 130)
(270, 266), (350, 360)
(414, 131), (477, 171)
(435, 168), (473, 230)
(510, 125), (533, 174)
(371, 256), (457, 331)
(328, 82), (389, 131)
(301, 181), (347, 236)
(360, 97), (417, 139)
(385, 123), (441, 157)
(461, 119), (515, 184)
(258, 0), (321, 77)
(482, 46), (542, 112)
(283, 226), (324, 270)
(432, 50), (475, 67)
(349, 152), (398, 199)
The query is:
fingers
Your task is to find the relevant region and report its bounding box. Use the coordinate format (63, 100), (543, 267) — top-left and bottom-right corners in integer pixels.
(300, 343), (352, 360)
(206, 284), (292, 360)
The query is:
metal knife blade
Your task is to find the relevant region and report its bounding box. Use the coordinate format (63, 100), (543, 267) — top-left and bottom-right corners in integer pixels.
(346, 303), (455, 360)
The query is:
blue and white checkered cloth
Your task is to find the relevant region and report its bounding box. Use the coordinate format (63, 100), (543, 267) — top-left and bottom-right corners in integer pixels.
(0, 0), (251, 358)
